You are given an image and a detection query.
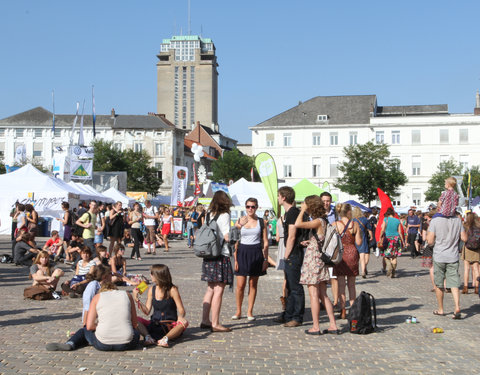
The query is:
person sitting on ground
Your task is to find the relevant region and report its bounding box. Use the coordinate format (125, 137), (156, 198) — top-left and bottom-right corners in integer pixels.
(65, 233), (84, 264)
(43, 230), (64, 261)
(110, 244), (139, 286)
(133, 264), (188, 348)
(81, 264), (112, 325)
(93, 245), (110, 267)
(46, 282), (140, 352)
(61, 247), (96, 297)
(30, 251), (64, 292)
(14, 232), (39, 266)
(434, 176), (459, 218)
(123, 229), (134, 249)
(25, 204), (39, 239)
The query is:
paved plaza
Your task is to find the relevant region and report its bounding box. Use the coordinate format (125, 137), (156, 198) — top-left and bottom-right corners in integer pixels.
(1, 235), (479, 375)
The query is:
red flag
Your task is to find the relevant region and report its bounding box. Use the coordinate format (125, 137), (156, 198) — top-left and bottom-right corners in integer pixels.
(251, 167), (254, 182)
(375, 188), (404, 241)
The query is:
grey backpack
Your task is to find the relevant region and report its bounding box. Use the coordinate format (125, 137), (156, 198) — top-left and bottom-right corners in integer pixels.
(194, 213), (223, 259)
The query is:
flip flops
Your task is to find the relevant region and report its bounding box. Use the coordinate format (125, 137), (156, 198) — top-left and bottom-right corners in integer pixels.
(452, 312), (462, 320)
(433, 310), (445, 316)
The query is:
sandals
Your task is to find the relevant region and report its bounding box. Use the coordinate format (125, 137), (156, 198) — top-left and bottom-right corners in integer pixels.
(157, 336), (169, 348)
(433, 310), (445, 316)
(452, 312), (462, 320)
(144, 335), (156, 346)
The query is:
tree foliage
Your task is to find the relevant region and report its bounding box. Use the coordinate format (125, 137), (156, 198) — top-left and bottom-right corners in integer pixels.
(336, 141), (407, 205)
(212, 148), (258, 183)
(425, 159), (480, 202)
(92, 139), (161, 195)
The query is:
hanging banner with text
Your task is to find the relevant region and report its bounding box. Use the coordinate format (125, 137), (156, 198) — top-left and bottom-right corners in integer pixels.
(254, 152), (279, 216)
(171, 166), (188, 206)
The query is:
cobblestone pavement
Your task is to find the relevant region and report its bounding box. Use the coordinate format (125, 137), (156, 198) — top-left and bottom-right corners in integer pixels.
(1, 235), (479, 375)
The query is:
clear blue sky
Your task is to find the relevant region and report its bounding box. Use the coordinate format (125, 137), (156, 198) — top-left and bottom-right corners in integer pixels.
(1, 0), (479, 143)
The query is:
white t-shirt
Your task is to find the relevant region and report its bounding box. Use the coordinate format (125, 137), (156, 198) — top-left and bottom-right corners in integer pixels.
(214, 212), (231, 256)
(143, 206), (157, 226)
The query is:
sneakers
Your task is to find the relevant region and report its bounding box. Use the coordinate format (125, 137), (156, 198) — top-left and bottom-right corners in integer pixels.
(46, 343), (73, 351)
(52, 291), (61, 300)
(283, 320), (302, 327)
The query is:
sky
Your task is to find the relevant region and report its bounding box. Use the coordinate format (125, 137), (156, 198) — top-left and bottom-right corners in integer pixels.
(1, 0), (479, 143)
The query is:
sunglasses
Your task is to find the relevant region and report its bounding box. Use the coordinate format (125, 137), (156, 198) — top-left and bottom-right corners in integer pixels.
(245, 205), (257, 209)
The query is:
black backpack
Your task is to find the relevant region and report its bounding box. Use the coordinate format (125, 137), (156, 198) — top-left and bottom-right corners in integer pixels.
(348, 291), (377, 334)
(72, 212), (91, 237)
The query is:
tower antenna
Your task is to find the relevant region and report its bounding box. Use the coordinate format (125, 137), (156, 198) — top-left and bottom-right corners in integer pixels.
(188, 0), (191, 35)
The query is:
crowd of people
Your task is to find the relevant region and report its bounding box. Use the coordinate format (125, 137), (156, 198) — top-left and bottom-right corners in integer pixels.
(4, 175), (479, 351)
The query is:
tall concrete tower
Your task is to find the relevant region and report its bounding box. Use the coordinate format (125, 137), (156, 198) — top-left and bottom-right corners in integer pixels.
(156, 35), (218, 130)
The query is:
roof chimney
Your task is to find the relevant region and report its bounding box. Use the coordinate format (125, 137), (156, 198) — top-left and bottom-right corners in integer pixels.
(111, 108), (116, 118)
(475, 90), (480, 116)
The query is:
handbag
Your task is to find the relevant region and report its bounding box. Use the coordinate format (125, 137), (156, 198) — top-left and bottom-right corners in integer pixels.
(24, 285), (53, 300)
(377, 218), (389, 250)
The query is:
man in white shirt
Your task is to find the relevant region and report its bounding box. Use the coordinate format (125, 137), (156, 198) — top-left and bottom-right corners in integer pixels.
(143, 200), (158, 255)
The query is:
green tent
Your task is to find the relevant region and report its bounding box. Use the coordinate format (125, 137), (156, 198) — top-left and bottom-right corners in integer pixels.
(292, 179), (338, 202)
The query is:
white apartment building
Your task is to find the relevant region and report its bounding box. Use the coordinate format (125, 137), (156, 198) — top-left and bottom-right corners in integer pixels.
(250, 94), (480, 206)
(0, 107), (186, 195)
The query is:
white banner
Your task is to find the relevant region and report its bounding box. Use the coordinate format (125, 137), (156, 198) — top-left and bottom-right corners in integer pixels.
(170, 166), (188, 206)
(70, 159), (93, 180)
(69, 145), (94, 160)
(14, 144), (26, 164)
(52, 154), (67, 180)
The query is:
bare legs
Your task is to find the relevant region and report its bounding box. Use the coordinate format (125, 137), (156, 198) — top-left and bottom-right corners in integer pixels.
(435, 286), (460, 315)
(108, 237), (120, 255)
(235, 276), (259, 318)
(337, 276), (356, 310)
(463, 260), (471, 292)
(163, 234), (169, 252)
(202, 282), (227, 329)
(307, 283), (337, 332)
(330, 277), (338, 306)
(359, 253), (370, 276)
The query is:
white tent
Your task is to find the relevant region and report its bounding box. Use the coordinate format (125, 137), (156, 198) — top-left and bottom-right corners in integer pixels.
(228, 178), (272, 208)
(0, 164), (80, 235)
(69, 182), (114, 203)
(102, 187), (135, 208)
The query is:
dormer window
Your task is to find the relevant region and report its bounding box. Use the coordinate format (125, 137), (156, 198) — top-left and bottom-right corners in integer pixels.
(317, 115), (328, 123)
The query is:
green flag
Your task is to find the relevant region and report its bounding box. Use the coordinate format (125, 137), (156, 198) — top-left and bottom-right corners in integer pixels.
(255, 152), (279, 216)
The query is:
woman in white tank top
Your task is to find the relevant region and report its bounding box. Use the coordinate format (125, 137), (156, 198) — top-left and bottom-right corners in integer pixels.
(231, 198), (269, 321)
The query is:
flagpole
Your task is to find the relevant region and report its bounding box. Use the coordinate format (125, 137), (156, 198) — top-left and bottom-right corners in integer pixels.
(92, 85), (96, 137)
(78, 99), (85, 146)
(52, 89), (55, 169)
(70, 102), (80, 146)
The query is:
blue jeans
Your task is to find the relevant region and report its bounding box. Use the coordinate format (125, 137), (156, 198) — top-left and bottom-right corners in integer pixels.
(68, 327), (140, 351)
(83, 238), (96, 258)
(282, 252), (305, 323)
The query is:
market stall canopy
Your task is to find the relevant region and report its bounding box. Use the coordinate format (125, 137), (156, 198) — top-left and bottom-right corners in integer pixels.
(228, 178), (272, 208)
(344, 200), (372, 213)
(69, 182), (114, 203)
(102, 187), (135, 208)
(292, 179), (338, 202)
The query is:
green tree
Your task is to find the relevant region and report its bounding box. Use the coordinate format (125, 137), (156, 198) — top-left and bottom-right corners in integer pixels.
(212, 148), (258, 183)
(336, 141), (407, 206)
(92, 139), (161, 195)
(424, 159), (462, 202)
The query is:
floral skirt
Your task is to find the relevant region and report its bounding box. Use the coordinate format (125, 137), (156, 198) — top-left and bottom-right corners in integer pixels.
(201, 255), (233, 285)
(381, 236), (402, 258)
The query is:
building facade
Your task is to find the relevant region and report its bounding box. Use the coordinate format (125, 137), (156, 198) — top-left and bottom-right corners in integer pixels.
(250, 94), (480, 207)
(0, 107), (186, 196)
(157, 35), (218, 130)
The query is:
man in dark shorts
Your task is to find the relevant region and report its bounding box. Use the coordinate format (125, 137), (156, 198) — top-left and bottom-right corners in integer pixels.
(273, 186), (305, 327)
(406, 209), (421, 258)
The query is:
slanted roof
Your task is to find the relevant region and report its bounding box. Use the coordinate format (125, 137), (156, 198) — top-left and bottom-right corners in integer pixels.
(252, 95), (377, 128)
(0, 107), (175, 130)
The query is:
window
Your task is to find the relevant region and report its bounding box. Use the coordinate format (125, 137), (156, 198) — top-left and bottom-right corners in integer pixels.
(375, 131), (384, 144)
(156, 131), (165, 137)
(155, 142), (165, 156)
(317, 115), (328, 122)
(440, 155), (449, 163)
(283, 133), (291, 147)
(266, 133), (274, 147)
(54, 128), (61, 137)
(411, 130), (421, 145)
(33, 150), (42, 157)
(114, 143), (122, 151)
(330, 132), (338, 146)
(312, 132), (321, 146)
(412, 189), (422, 206)
(330, 157), (338, 177)
(0, 129), (4, 137)
(349, 131), (358, 145)
(392, 155), (401, 168)
(440, 129), (449, 144)
(391, 130), (400, 144)
(392, 199), (401, 207)
(312, 158), (321, 177)
(115, 131), (122, 136)
(155, 163), (163, 181)
(459, 129), (468, 144)
(34, 129), (42, 138)
(283, 165), (292, 178)
(412, 155), (421, 176)
(16, 128), (25, 137)
(134, 143), (143, 152)
(460, 155), (469, 173)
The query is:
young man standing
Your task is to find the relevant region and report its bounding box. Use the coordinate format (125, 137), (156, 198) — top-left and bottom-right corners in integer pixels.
(273, 186), (305, 327)
(407, 209), (421, 258)
(76, 201), (98, 257)
(427, 214), (467, 319)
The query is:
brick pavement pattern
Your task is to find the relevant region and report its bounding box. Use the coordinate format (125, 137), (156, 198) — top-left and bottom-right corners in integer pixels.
(1, 235), (479, 374)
